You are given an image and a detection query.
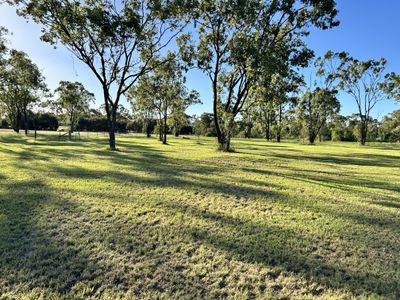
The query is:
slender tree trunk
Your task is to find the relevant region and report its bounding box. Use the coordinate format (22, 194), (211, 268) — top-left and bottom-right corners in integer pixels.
(309, 129), (316, 144)
(108, 110), (117, 150)
(68, 114), (74, 141)
(103, 89), (116, 150)
(105, 105), (117, 150)
(145, 120), (151, 138)
(163, 115), (167, 145)
(23, 110), (29, 136)
(212, 56), (225, 151)
(276, 105), (282, 143)
(360, 119), (368, 145)
(266, 114), (271, 141)
(13, 108), (21, 133)
(158, 118), (163, 141)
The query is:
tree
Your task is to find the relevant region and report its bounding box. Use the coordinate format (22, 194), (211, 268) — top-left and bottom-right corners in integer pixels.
(262, 73), (302, 142)
(0, 50), (47, 134)
(380, 109), (400, 142)
(298, 87), (340, 144)
(128, 54), (199, 144)
(54, 81), (94, 139)
(7, 0), (191, 150)
(317, 52), (394, 145)
(0, 26), (8, 61)
(169, 90), (201, 137)
(179, 0), (338, 151)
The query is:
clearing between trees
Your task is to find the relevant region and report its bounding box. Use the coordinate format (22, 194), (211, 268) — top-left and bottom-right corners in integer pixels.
(0, 133), (399, 299)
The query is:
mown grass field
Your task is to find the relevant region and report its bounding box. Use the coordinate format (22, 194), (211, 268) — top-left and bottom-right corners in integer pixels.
(0, 131), (399, 299)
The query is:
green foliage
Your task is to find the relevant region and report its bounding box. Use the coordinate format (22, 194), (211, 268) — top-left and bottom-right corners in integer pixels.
(180, 0), (339, 151)
(7, 0), (192, 149)
(298, 88), (340, 144)
(128, 53), (199, 144)
(316, 51), (396, 145)
(380, 109), (400, 142)
(0, 50), (47, 133)
(53, 81), (94, 133)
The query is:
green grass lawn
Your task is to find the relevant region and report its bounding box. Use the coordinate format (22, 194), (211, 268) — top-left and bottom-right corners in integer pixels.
(0, 132), (399, 299)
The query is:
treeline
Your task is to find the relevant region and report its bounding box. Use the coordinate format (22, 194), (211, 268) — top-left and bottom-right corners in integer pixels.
(1, 1), (400, 150)
(193, 110), (400, 143)
(0, 106), (196, 136)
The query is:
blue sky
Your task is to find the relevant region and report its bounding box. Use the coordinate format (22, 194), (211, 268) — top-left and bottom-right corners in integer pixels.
(0, 0), (399, 118)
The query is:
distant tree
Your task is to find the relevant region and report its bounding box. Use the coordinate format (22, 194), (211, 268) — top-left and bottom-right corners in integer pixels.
(30, 112), (59, 131)
(196, 113), (217, 137)
(0, 50), (47, 134)
(8, 0), (192, 150)
(380, 109), (400, 142)
(298, 88), (340, 144)
(128, 54), (199, 144)
(54, 81), (94, 139)
(264, 73), (302, 142)
(330, 115), (356, 142)
(169, 90), (201, 137)
(317, 52), (394, 145)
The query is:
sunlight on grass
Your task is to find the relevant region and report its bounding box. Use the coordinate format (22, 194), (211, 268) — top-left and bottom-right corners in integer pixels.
(0, 133), (399, 299)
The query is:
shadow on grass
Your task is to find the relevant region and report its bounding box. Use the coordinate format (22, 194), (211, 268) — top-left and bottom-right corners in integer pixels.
(0, 180), (94, 296)
(1, 135), (399, 298)
(168, 201), (399, 298)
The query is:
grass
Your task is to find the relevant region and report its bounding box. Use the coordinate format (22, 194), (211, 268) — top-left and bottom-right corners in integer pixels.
(0, 131), (399, 299)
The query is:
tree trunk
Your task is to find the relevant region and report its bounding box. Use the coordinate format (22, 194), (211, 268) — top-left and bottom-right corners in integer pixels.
(360, 119), (368, 145)
(68, 116), (74, 140)
(23, 110), (29, 136)
(309, 128), (316, 144)
(163, 116), (167, 145)
(13, 108), (21, 133)
(266, 117), (271, 141)
(158, 119), (163, 141)
(145, 120), (151, 138)
(276, 105), (282, 143)
(218, 119), (233, 152)
(107, 108), (117, 150)
(103, 90), (117, 150)
(174, 122), (179, 137)
(276, 131), (281, 143)
(218, 131), (231, 152)
(265, 110), (272, 141)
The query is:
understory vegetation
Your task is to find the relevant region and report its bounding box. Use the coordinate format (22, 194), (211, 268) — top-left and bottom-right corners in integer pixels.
(0, 132), (399, 299)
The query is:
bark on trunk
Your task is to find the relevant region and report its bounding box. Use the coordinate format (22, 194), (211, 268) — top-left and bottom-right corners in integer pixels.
(360, 120), (368, 145)
(23, 111), (29, 136)
(266, 118), (271, 141)
(162, 116), (167, 145)
(158, 118), (163, 141)
(145, 121), (151, 138)
(309, 129), (316, 144)
(103, 89), (117, 151)
(107, 108), (117, 150)
(218, 132), (231, 152)
(276, 105), (282, 143)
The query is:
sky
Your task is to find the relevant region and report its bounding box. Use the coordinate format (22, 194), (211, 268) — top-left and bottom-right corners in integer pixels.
(0, 0), (399, 119)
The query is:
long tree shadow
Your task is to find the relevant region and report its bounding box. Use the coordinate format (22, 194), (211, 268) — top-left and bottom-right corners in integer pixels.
(2, 136), (400, 298)
(272, 152), (400, 168)
(0, 179), (96, 297)
(165, 201), (399, 298)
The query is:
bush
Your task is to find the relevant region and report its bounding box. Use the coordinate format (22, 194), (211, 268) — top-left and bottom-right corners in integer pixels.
(0, 119), (9, 129)
(76, 117), (128, 133)
(29, 113), (59, 131)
